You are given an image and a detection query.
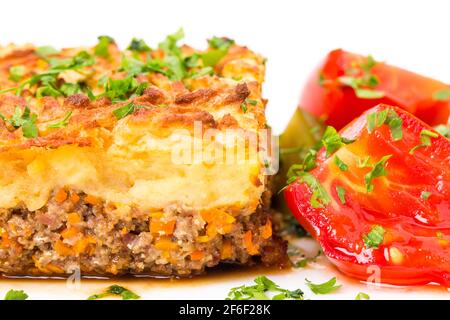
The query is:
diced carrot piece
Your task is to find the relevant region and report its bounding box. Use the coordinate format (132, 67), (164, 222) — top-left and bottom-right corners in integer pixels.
(150, 212), (163, 219)
(54, 240), (73, 256)
(190, 250), (204, 261)
(150, 219), (176, 235)
(0, 230), (10, 248)
(197, 236), (209, 243)
(220, 224), (234, 234)
(201, 209), (235, 224)
(73, 236), (95, 254)
(61, 227), (79, 239)
(70, 193), (80, 204)
(67, 212), (81, 224)
(55, 189), (68, 204)
(260, 219), (272, 239)
(85, 195), (101, 205)
(154, 237), (178, 251)
(45, 263), (64, 274)
(206, 224), (218, 238)
(221, 240), (233, 260)
(243, 230), (259, 255)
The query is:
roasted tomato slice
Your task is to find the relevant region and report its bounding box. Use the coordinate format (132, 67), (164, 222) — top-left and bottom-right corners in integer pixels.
(284, 104), (450, 286)
(300, 49), (450, 130)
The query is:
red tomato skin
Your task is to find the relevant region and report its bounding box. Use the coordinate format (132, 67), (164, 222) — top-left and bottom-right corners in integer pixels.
(300, 49), (450, 130)
(285, 104), (450, 286)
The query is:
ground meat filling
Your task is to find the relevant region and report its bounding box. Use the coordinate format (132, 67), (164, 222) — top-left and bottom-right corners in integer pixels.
(0, 189), (286, 276)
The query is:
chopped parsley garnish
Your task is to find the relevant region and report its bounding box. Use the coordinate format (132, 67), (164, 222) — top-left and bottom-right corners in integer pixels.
(4, 289), (28, 300)
(188, 66), (214, 79)
(333, 155), (348, 171)
(94, 35), (114, 58)
(240, 101), (248, 113)
(321, 126), (345, 156)
(434, 124), (449, 138)
(202, 36), (235, 67)
(337, 55), (384, 99)
(432, 89), (450, 101)
(35, 46), (59, 58)
(296, 172), (331, 208)
(356, 156), (371, 168)
(113, 102), (145, 119)
(127, 38), (151, 52)
(355, 292), (370, 300)
(437, 231), (444, 239)
(101, 77), (148, 102)
(0, 106), (38, 138)
(421, 191), (431, 200)
(239, 99), (258, 113)
(336, 185), (346, 204)
(409, 129), (439, 154)
(226, 276), (303, 300)
(158, 28), (187, 81)
(87, 285), (140, 300)
(288, 246), (321, 268)
(208, 36), (235, 50)
(305, 277), (342, 295)
(363, 225), (385, 248)
(0, 50), (95, 97)
(9, 65), (25, 82)
(364, 154), (392, 192)
(366, 108), (403, 141)
(47, 111), (72, 128)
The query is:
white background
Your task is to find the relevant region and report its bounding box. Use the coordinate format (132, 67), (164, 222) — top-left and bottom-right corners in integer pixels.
(3, 0), (450, 133)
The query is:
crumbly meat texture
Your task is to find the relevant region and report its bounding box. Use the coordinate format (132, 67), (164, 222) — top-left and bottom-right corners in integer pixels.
(0, 35), (286, 276)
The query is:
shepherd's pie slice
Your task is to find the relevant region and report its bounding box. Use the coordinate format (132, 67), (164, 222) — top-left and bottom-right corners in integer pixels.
(0, 31), (286, 276)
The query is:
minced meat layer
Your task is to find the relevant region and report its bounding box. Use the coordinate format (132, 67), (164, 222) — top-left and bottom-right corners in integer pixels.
(0, 188), (287, 277)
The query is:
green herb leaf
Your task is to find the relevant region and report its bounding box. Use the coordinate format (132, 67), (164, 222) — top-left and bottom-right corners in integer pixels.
(188, 67), (214, 79)
(226, 276), (303, 300)
(354, 88), (385, 99)
(363, 225), (385, 248)
(47, 111), (72, 128)
(434, 124), (449, 138)
(321, 126), (344, 157)
(87, 285), (140, 300)
(208, 36), (235, 50)
(409, 129), (439, 154)
(364, 155), (392, 192)
(4, 106), (39, 138)
(127, 38), (151, 52)
(421, 191), (431, 200)
(336, 185), (346, 204)
(94, 35), (114, 58)
(357, 156), (371, 168)
(240, 101), (248, 113)
(338, 54), (384, 99)
(9, 65), (25, 82)
(59, 83), (82, 96)
(4, 289), (28, 300)
(432, 89), (450, 101)
(113, 102), (140, 119)
(297, 172), (331, 208)
(306, 277), (341, 295)
(333, 155), (348, 171)
(366, 109), (403, 141)
(202, 36), (235, 68)
(35, 46), (59, 58)
(355, 292), (370, 300)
